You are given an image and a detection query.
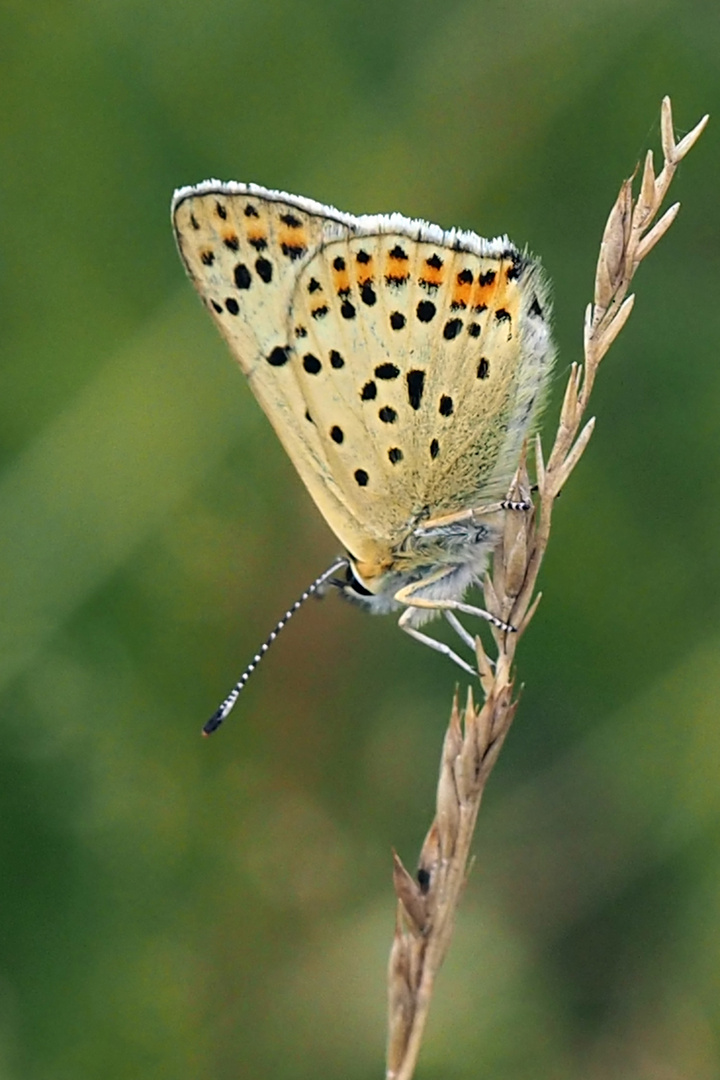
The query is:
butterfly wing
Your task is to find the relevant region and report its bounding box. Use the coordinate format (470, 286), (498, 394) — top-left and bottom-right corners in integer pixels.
(288, 231), (554, 547)
(172, 183), (554, 565)
(172, 182), (371, 558)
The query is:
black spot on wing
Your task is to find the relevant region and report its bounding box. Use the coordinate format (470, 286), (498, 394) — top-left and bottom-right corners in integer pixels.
(388, 447), (403, 464)
(303, 353), (322, 374)
(282, 242), (307, 261)
(417, 300), (436, 322)
(354, 469), (369, 487)
(361, 381), (377, 401)
(234, 263), (251, 289)
(375, 363), (400, 380)
(330, 350), (345, 369)
(255, 257), (272, 283)
(225, 298), (239, 315)
(360, 282), (377, 306)
(506, 255), (524, 281)
(267, 345), (291, 367)
(390, 311), (406, 330)
(406, 369), (425, 410)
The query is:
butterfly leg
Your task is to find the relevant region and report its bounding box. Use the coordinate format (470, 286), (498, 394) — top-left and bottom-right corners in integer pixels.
(443, 611), (497, 671)
(414, 500), (531, 536)
(394, 579), (515, 634)
(444, 610), (477, 651)
(398, 607), (477, 677)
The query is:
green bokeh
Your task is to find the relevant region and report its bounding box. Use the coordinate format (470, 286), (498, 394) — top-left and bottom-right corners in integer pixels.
(1, 2), (718, 1077)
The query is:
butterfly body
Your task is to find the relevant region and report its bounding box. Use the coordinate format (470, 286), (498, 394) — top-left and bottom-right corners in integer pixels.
(172, 181), (554, 650)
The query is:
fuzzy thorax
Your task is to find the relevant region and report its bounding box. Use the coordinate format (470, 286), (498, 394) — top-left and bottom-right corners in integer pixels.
(340, 518), (497, 626)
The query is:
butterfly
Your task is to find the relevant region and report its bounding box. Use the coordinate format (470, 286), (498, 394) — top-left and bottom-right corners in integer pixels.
(171, 181), (555, 731)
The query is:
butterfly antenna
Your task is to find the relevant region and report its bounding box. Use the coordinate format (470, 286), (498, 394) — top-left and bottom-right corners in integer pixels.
(203, 557), (349, 736)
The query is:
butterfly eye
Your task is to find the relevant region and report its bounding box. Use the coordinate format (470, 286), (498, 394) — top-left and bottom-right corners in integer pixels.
(345, 563), (373, 597)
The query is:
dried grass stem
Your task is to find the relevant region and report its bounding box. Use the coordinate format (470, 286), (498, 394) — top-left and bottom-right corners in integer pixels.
(385, 96), (708, 1080)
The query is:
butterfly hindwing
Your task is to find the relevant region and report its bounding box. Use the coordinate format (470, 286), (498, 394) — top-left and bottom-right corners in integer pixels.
(290, 232), (552, 544)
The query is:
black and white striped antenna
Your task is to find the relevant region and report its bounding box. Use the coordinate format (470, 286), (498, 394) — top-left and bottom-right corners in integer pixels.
(203, 557), (348, 736)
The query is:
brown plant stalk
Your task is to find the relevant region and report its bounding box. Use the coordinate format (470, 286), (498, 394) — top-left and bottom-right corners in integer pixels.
(385, 96), (708, 1080)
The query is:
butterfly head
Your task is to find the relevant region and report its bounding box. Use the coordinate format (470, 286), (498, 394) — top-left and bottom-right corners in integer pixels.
(335, 525), (493, 617)
(335, 554), (402, 615)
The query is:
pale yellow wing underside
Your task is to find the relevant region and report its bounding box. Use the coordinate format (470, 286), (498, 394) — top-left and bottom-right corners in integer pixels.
(172, 182), (554, 564)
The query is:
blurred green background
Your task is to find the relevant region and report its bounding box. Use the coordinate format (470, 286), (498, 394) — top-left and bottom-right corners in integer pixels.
(1, 2), (718, 1077)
